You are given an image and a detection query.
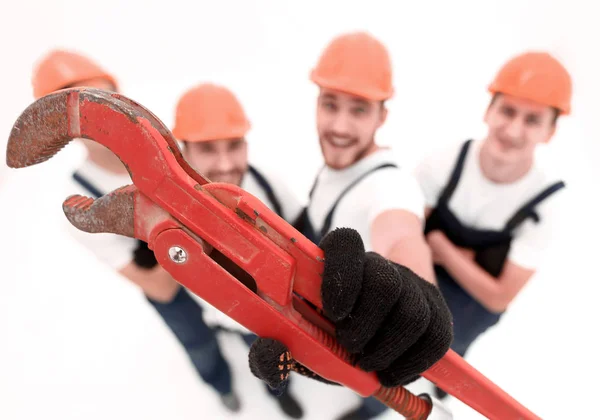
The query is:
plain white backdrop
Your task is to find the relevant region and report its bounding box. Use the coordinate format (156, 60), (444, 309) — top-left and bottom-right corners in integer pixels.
(1, 1), (599, 419)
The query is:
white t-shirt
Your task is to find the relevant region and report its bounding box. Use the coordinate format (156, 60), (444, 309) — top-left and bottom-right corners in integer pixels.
(306, 148), (425, 252)
(242, 164), (304, 224)
(414, 138), (567, 270)
(65, 159), (303, 334)
(65, 160), (138, 271)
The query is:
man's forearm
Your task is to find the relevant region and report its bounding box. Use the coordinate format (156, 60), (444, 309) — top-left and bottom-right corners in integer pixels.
(386, 236), (437, 285)
(119, 262), (181, 302)
(438, 242), (505, 313)
(370, 209), (437, 285)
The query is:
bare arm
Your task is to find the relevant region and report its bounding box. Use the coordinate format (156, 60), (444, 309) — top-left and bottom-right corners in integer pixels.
(425, 206), (474, 260)
(371, 209), (436, 284)
(428, 231), (534, 313)
(119, 261), (181, 302)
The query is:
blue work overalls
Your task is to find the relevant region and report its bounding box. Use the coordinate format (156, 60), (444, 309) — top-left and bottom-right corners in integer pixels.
(424, 139), (565, 360)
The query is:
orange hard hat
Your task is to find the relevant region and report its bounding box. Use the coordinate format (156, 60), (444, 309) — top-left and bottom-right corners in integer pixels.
(488, 51), (572, 115)
(32, 49), (118, 99)
(310, 31), (394, 101)
(172, 83), (251, 142)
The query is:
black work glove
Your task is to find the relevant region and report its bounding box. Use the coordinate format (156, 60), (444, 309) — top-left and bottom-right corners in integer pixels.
(248, 227), (453, 394)
(133, 240), (158, 269)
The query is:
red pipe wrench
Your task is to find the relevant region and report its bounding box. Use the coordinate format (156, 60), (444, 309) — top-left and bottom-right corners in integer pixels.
(5, 88), (541, 420)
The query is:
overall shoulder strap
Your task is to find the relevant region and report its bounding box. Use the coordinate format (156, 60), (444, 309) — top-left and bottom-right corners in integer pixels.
(504, 180), (566, 231)
(308, 165), (326, 199)
(320, 163), (398, 237)
(247, 165), (284, 218)
(72, 171), (105, 199)
(438, 139), (473, 205)
(73, 170), (153, 257)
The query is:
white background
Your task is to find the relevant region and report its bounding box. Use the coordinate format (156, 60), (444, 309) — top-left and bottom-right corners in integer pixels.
(1, 1), (599, 419)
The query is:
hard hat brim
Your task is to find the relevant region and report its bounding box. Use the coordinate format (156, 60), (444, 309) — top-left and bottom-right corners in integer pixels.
(310, 72), (394, 102)
(487, 85), (571, 116)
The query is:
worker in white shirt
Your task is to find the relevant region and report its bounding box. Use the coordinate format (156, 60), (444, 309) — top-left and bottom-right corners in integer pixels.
(415, 51), (571, 399)
(247, 31), (452, 420)
(171, 82), (304, 417)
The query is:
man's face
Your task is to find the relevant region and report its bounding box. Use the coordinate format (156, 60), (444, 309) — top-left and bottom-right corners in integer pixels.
(316, 88), (387, 169)
(183, 138), (248, 185)
(482, 94), (557, 168)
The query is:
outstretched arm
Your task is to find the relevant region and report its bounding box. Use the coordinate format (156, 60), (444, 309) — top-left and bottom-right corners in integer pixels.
(371, 209), (436, 285)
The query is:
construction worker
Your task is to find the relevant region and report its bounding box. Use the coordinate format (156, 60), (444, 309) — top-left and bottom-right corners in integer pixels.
(248, 31), (449, 420)
(416, 51), (571, 399)
(29, 50), (303, 417)
(172, 82), (304, 418)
